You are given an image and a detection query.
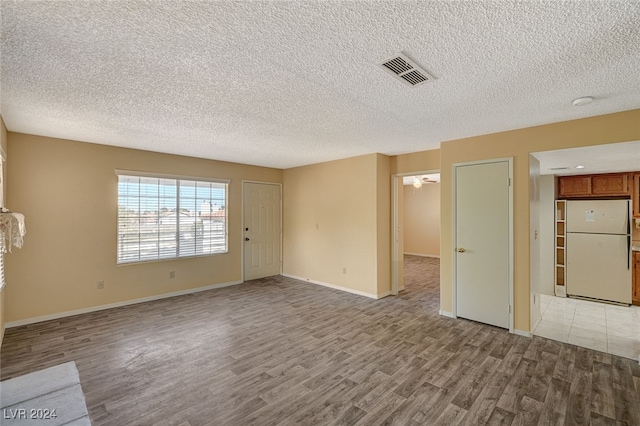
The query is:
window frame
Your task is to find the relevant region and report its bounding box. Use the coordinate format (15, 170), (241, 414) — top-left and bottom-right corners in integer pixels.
(116, 170), (230, 265)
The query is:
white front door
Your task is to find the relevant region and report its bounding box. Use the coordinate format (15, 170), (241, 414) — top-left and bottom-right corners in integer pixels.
(243, 182), (282, 280)
(455, 160), (511, 329)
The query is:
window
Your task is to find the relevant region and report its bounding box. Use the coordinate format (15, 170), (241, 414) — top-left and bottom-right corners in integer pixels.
(117, 172), (228, 264)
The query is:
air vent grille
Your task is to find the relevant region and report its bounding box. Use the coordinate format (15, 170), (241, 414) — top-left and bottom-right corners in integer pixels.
(379, 52), (435, 87)
(382, 57), (413, 74)
(401, 70), (428, 85)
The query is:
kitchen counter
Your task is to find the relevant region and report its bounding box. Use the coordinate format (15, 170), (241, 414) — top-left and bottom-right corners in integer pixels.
(633, 240), (640, 251)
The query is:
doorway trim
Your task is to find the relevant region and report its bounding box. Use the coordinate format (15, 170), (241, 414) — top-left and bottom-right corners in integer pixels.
(391, 169), (440, 296)
(451, 158), (514, 333)
(241, 180), (283, 282)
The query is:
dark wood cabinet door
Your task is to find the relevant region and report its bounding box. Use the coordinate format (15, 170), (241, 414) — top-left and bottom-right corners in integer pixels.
(558, 176), (591, 197)
(633, 173), (640, 218)
(634, 253), (640, 306)
(591, 173), (629, 196)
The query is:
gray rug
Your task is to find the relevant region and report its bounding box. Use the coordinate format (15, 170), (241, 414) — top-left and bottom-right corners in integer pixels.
(0, 361), (91, 425)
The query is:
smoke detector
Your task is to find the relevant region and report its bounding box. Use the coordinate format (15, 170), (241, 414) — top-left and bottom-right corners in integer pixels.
(572, 96), (594, 106)
(379, 52), (436, 87)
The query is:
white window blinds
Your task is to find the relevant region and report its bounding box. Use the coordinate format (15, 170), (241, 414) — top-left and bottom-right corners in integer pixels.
(117, 173), (228, 264)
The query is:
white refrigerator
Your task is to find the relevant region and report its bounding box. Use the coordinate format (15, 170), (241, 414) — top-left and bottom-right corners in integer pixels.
(566, 199), (632, 304)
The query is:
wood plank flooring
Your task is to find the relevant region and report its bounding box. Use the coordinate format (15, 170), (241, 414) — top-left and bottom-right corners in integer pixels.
(2, 255), (639, 425)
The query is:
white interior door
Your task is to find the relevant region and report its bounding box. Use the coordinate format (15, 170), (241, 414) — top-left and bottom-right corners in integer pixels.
(455, 160), (511, 329)
(243, 182), (282, 280)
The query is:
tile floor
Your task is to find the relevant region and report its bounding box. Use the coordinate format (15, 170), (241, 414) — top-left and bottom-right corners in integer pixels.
(535, 293), (640, 361)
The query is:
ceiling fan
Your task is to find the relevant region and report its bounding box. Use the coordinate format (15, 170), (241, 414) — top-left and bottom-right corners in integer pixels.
(412, 176), (438, 188)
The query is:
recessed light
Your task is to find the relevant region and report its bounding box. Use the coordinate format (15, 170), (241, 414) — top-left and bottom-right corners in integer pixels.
(576, 165), (585, 169)
(572, 96), (594, 106)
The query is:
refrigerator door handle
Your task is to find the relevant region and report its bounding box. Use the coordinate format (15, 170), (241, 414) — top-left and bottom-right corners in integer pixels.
(628, 234), (631, 270)
(627, 200), (631, 235)
(627, 201), (631, 270)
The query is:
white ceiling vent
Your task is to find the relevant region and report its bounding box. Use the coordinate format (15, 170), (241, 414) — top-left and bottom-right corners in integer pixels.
(379, 52), (436, 87)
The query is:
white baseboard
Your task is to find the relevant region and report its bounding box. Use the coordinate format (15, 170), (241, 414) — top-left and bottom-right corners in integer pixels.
(404, 252), (440, 258)
(282, 273), (385, 299)
(513, 329), (533, 338)
(5, 280), (243, 328)
(438, 310), (531, 337)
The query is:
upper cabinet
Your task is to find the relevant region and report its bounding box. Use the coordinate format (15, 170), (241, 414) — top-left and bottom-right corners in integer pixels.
(558, 176), (591, 197)
(558, 172), (631, 198)
(591, 173), (630, 196)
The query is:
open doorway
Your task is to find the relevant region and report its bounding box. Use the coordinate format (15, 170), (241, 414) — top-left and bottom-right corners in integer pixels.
(531, 140), (640, 360)
(391, 171), (440, 296)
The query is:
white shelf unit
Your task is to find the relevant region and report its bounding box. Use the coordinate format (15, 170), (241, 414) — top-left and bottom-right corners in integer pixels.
(555, 200), (566, 297)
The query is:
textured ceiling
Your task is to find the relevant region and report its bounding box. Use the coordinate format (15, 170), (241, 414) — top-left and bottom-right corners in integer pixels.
(2, 1), (640, 169)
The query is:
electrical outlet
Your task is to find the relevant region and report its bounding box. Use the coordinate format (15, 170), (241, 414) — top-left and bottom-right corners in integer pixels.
(342, 268), (347, 274)
(97, 281), (104, 290)
(170, 271), (175, 279)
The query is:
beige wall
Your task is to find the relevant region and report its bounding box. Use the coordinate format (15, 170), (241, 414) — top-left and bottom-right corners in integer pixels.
(392, 149), (440, 175)
(403, 183), (440, 257)
(439, 109), (640, 332)
(376, 154), (391, 295)
(395, 178), (404, 291)
(283, 153), (390, 297)
(0, 116), (7, 344)
(5, 133), (282, 323)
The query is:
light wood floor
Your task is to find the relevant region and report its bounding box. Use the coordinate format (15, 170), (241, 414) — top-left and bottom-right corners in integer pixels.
(2, 256), (639, 425)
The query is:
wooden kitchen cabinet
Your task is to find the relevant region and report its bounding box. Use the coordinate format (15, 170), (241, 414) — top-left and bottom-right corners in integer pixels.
(558, 172), (631, 198)
(591, 173), (629, 196)
(558, 176), (591, 197)
(633, 173), (640, 218)
(634, 251), (640, 306)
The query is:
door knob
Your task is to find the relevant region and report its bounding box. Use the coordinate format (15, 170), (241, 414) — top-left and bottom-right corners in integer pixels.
(457, 248), (465, 253)
(245, 237), (250, 241)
